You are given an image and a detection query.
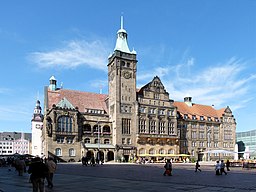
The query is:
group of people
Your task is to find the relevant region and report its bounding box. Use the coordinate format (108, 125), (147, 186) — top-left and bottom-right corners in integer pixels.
(7, 156), (57, 192)
(215, 160), (230, 175)
(82, 156), (103, 166)
(163, 159), (231, 176)
(27, 157), (57, 191)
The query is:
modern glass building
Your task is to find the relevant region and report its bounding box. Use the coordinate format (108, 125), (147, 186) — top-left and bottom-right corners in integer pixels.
(236, 129), (256, 159)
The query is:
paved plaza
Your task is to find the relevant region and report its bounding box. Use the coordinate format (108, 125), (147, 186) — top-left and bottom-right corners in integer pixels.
(0, 162), (255, 192)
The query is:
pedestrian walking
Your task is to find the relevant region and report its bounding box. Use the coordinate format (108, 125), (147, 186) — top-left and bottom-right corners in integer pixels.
(195, 160), (201, 172)
(46, 157), (57, 189)
(215, 160), (221, 175)
(163, 159), (172, 176)
(82, 156), (87, 166)
(226, 160), (230, 171)
(220, 160), (227, 175)
(28, 157), (48, 192)
(15, 157), (26, 176)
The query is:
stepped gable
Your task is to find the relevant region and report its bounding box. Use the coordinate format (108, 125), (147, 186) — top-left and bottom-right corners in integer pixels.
(174, 101), (225, 119)
(47, 89), (108, 113)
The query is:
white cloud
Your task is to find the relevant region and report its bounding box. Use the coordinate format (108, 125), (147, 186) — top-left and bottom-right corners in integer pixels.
(138, 57), (256, 111)
(29, 40), (111, 71)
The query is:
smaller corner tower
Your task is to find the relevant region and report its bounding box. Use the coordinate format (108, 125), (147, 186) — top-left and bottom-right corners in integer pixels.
(31, 99), (44, 157)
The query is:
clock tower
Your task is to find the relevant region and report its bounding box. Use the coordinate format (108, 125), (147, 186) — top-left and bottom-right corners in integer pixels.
(108, 17), (137, 160)
(31, 100), (44, 157)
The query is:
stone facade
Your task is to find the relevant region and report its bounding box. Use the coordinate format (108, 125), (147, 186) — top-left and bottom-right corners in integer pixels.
(41, 19), (236, 162)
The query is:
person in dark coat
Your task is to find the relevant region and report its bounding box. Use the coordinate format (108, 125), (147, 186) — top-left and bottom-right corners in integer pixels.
(195, 160), (201, 172)
(226, 160), (230, 171)
(28, 157), (48, 192)
(163, 159), (172, 176)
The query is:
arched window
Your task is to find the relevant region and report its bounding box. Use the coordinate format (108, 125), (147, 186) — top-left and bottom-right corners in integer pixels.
(84, 138), (90, 143)
(149, 148), (155, 155)
(83, 124), (91, 133)
(55, 148), (62, 156)
(93, 125), (101, 133)
(57, 116), (73, 133)
(104, 139), (110, 144)
(139, 148), (146, 155)
(103, 125), (110, 134)
(69, 148), (75, 157)
(168, 149), (174, 154)
(159, 148), (165, 154)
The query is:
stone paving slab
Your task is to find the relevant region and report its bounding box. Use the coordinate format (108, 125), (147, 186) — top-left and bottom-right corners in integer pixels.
(0, 163), (255, 192)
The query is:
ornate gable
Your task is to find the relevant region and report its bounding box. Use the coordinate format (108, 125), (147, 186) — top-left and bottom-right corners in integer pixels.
(224, 106), (232, 113)
(141, 76), (167, 94)
(56, 97), (75, 109)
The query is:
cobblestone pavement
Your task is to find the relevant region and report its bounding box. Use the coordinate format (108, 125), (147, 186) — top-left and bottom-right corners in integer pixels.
(0, 162), (255, 192)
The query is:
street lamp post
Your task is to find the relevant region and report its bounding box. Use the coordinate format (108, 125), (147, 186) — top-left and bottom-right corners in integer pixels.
(207, 129), (211, 161)
(97, 121), (100, 162)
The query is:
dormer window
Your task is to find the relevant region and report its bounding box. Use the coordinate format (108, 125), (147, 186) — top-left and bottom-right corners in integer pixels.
(184, 114), (188, 119)
(192, 115), (196, 120)
(215, 117), (219, 122)
(200, 116), (204, 121)
(208, 117), (212, 121)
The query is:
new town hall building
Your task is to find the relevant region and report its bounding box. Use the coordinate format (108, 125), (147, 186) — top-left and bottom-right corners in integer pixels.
(31, 19), (236, 162)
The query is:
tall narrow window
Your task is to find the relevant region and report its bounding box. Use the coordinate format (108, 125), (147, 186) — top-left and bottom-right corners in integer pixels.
(159, 121), (165, 134)
(139, 119), (146, 133)
(149, 120), (156, 134)
(55, 148), (62, 156)
(69, 148), (75, 156)
(168, 122), (174, 135)
(122, 118), (131, 134)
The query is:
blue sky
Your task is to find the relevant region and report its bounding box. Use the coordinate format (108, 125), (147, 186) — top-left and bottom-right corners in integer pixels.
(0, 0), (255, 133)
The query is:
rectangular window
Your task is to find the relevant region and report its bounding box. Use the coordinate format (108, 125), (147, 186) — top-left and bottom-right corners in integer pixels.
(199, 131), (205, 139)
(159, 121), (165, 134)
(149, 120), (156, 134)
(122, 118), (131, 135)
(199, 124), (205, 129)
(192, 131), (197, 139)
(214, 132), (219, 140)
(139, 119), (146, 133)
(168, 122), (175, 135)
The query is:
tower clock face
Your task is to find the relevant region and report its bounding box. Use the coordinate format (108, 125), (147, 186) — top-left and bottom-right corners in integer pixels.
(35, 124), (42, 129)
(123, 71), (132, 79)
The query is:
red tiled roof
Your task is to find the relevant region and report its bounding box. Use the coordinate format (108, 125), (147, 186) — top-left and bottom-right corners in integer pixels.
(174, 101), (225, 118)
(47, 89), (108, 113)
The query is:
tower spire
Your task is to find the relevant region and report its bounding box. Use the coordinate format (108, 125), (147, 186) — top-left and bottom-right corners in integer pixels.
(121, 15), (123, 29)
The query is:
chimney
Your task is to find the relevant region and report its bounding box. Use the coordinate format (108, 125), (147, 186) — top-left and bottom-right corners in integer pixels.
(184, 95), (192, 107)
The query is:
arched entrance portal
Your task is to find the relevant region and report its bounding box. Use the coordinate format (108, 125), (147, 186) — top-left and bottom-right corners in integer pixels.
(107, 151), (114, 161)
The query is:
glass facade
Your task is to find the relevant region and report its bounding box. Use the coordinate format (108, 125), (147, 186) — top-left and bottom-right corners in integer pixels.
(236, 129), (256, 159)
